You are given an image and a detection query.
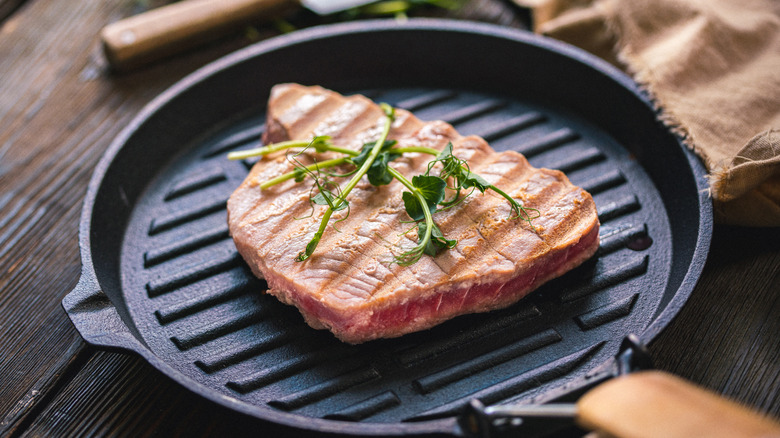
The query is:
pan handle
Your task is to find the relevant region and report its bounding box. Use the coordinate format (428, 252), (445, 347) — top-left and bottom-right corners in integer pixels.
(458, 335), (652, 437)
(62, 272), (147, 354)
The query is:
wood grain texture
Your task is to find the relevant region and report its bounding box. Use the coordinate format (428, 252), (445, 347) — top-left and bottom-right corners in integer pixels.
(100, 0), (296, 70)
(0, 0), (26, 22)
(577, 371), (780, 438)
(650, 225), (780, 416)
(0, 0), (269, 434)
(0, 0), (777, 436)
(19, 351), (302, 438)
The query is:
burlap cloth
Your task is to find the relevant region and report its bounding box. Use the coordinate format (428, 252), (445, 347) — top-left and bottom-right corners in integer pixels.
(515, 0), (780, 226)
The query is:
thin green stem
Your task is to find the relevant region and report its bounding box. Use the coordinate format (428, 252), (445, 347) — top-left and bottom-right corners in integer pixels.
(390, 146), (440, 156)
(359, 0), (411, 15)
(320, 145), (357, 156)
(259, 157), (351, 189)
(228, 140), (356, 160)
(227, 140), (309, 160)
(387, 167), (433, 264)
(332, 119), (392, 210)
(387, 167), (415, 192)
(242, 143), (439, 163)
(306, 208), (335, 256)
(297, 108), (394, 261)
(486, 185), (516, 207)
(488, 184), (540, 225)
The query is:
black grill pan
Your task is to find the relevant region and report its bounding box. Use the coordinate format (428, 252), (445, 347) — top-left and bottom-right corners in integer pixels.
(63, 19), (712, 436)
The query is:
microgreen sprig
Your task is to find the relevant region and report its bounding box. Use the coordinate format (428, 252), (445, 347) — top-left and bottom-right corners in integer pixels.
(228, 105), (539, 265)
(392, 170), (457, 266)
(226, 135), (356, 161)
(425, 143), (541, 224)
(293, 103), (396, 262)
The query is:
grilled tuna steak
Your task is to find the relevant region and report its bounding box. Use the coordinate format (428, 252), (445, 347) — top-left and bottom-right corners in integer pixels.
(227, 84), (600, 344)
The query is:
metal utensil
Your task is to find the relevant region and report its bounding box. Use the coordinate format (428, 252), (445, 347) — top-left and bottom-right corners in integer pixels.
(100, 0), (377, 71)
(465, 374), (780, 438)
(461, 337), (780, 438)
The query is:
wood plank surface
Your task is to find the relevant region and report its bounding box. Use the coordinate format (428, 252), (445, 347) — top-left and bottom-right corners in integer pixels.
(0, 0), (777, 436)
(0, 0), (266, 434)
(0, 0), (26, 22)
(17, 351), (299, 438)
(651, 225), (780, 415)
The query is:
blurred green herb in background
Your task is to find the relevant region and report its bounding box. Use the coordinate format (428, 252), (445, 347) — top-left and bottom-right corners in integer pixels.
(272, 0), (466, 34)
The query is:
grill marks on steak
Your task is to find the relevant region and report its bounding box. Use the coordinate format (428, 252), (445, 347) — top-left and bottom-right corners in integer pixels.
(227, 84), (600, 343)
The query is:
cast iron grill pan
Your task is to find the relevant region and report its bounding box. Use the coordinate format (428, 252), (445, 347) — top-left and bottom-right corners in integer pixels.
(64, 20), (711, 437)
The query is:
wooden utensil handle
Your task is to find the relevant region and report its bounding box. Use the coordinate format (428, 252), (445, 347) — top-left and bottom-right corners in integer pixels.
(100, 0), (297, 70)
(577, 371), (780, 438)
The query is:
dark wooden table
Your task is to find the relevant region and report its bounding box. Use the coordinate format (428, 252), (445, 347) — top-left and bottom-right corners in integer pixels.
(1, 1), (778, 436)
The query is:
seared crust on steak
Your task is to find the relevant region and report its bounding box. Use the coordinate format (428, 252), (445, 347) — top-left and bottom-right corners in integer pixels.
(227, 84), (600, 343)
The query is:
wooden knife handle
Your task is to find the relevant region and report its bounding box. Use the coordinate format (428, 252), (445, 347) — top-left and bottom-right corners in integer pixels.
(577, 371), (780, 438)
(100, 0), (297, 71)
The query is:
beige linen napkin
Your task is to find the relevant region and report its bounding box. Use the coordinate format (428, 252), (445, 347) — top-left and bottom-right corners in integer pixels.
(516, 0), (780, 226)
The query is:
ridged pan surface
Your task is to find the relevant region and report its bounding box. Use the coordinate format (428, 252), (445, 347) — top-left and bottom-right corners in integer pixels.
(67, 20), (711, 436)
